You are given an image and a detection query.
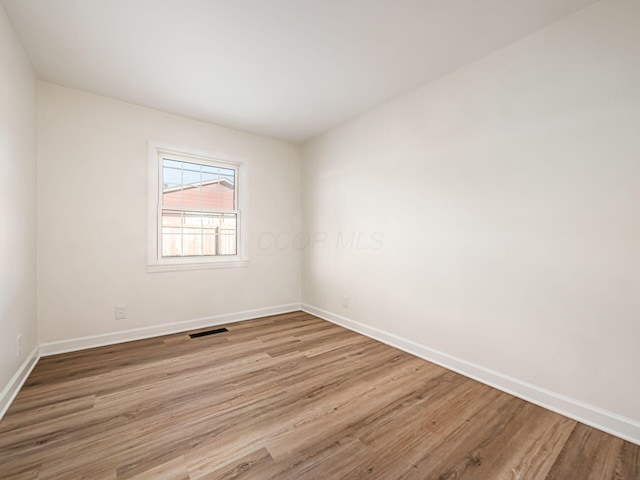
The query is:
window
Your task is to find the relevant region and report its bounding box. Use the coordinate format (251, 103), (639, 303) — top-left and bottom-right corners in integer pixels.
(147, 142), (248, 271)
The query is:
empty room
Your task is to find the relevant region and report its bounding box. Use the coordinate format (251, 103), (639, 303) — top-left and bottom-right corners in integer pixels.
(1, 0), (639, 478)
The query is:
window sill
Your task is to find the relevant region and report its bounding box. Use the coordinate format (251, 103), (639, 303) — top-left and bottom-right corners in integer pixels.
(146, 259), (249, 273)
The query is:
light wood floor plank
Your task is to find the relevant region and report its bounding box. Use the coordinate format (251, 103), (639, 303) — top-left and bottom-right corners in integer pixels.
(0, 312), (637, 479)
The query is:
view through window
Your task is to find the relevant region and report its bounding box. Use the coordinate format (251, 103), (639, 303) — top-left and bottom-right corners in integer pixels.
(160, 157), (238, 257)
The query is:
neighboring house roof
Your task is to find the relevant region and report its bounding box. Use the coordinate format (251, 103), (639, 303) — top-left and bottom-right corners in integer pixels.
(162, 178), (234, 194)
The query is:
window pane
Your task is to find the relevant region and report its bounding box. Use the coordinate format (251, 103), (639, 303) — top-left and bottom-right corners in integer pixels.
(179, 185), (200, 209)
(162, 210), (182, 227)
(162, 186), (182, 207)
(182, 161), (202, 173)
(221, 213), (237, 227)
(162, 166), (182, 186)
(182, 169), (201, 186)
(220, 167), (235, 182)
(202, 171), (218, 183)
(182, 231), (202, 256)
(202, 185), (234, 210)
(202, 165), (219, 174)
(220, 169), (236, 209)
(203, 233), (216, 256)
(162, 159), (182, 169)
(183, 212), (202, 227)
(162, 234), (182, 257)
(202, 213), (219, 230)
(162, 182), (182, 191)
(219, 214), (237, 255)
(219, 232), (237, 255)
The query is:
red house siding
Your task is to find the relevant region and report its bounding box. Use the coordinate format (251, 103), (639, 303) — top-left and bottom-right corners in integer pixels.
(163, 183), (234, 210)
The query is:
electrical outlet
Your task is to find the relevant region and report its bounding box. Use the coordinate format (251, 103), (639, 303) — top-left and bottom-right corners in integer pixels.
(115, 305), (127, 320)
(16, 335), (23, 357)
(342, 295), (349, 308)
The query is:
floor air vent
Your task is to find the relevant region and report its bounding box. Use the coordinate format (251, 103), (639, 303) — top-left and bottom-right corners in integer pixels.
(189, 328), (229, 338)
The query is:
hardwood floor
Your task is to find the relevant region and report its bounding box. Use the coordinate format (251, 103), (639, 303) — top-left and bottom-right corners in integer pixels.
(0, 311), (638, 479)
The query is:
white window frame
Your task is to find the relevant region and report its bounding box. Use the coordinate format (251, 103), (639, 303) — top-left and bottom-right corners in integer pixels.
(147, 141), (249, 272)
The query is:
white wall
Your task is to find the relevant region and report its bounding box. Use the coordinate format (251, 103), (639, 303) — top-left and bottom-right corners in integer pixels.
(38, 83), (301, 344)
(302, 0), (640, 424)
(0, 7), (37, 394)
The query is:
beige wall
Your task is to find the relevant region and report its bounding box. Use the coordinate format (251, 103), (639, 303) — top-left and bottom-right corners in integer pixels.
(37, 82), (301, 343)
(0, 7), (37, 394)
(302, 0), (640, 422)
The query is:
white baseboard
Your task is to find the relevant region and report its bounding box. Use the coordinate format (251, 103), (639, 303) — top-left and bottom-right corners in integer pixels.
(40, 303), (301, 357)
(0, 346), (40, 421)
(302, 303), (640, 447)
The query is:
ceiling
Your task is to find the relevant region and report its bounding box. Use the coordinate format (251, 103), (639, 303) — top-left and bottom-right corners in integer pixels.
(2, 0), (597, 143)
